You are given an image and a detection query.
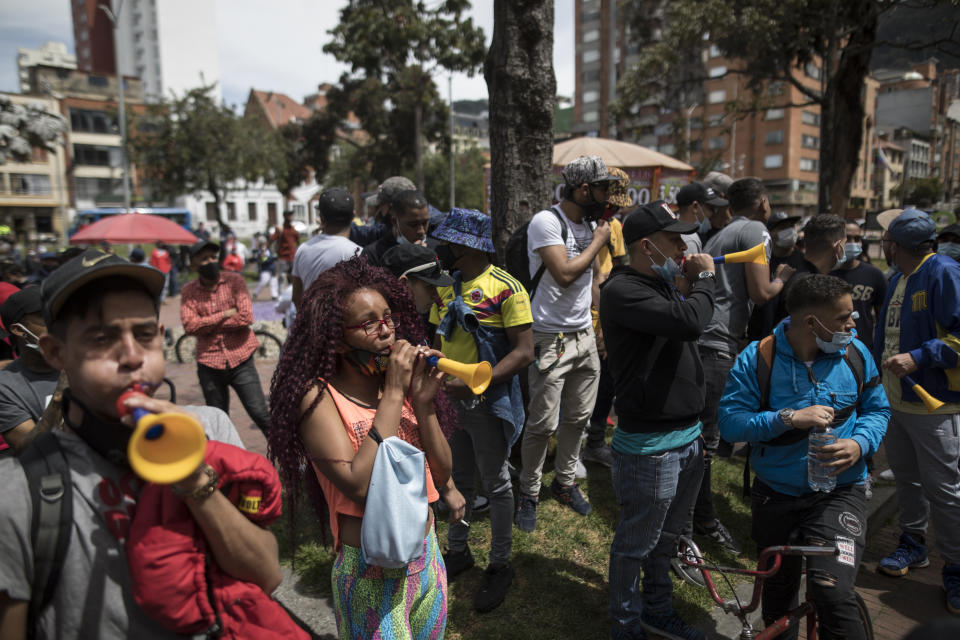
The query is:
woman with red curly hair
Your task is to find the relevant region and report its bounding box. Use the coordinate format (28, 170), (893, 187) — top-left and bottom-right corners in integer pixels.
(268, 256), (454, 640)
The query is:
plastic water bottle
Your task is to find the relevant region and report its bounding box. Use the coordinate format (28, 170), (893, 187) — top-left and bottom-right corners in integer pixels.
(808, 426), (837, 492)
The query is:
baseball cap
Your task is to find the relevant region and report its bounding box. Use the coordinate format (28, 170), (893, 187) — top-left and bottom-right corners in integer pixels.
(318, 187), (355, 220)
(876, 208), (904, 230)
(373, 176), (416, 207)
(937, 223), (960, 239)
(676, 182), (728, 208)
(766, 210), (802, 229)
(0, 286), (43, 338)
(189, 239), (220, 258)
(887, 208), (937, 251)
(561, 155), (618, 186)
(623, 200), (699, 245)
(702, 171), (733, 196)
(382, 244), (453, 287)
(40, 248), (165, 326)
(607, 167), (633, 208)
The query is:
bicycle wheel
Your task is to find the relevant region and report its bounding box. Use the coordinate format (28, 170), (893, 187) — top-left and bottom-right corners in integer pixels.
(175, 334), (197, 363)
(253, 329), (283, 360)
(672, 536), (707, 588)
(854, 591), (874, 640)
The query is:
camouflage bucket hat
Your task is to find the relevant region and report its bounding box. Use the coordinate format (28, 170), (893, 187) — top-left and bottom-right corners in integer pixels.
(607, 167), (633, 208)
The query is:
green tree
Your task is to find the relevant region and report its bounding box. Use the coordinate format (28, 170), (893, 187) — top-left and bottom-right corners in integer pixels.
(903, 176), (943, 208)
(422, 147), (488, 211)
(321, 0), (486, 190)
(614, 0), (959, 214)
(130, 85), (286, 227)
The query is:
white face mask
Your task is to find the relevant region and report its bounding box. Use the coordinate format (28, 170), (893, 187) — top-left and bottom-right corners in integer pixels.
(12, 323), (41, 351)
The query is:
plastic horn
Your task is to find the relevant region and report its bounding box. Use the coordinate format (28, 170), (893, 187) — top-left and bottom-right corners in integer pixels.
(117, 383), (207, 484)
(903, 375), (945, 413)
(713, 242), (768, 265)
(426, 355), (493, 395)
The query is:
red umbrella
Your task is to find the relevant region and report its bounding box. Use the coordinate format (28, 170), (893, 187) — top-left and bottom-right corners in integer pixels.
(70, 213), (198, 245)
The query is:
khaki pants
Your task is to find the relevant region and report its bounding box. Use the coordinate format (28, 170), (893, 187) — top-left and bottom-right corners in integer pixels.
(519, 327), (601, 496)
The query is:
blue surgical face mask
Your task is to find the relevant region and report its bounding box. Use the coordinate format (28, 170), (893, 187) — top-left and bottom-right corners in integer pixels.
(813, 312), (859, 354)
(842, 242), (863, 263)
(698, 216), (712, 235)
(775, 228), (798, 250)
(938, 242), (960, 260)
(646, 240), (682, 283)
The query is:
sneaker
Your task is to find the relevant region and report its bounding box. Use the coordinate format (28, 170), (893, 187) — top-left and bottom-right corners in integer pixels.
(944, 564), (960, 615)
(878, 532), (929, 577)
(694, 520), (742, 556)
(582, 443), (614, 468)
(515, 493), (538, 532)
(574, 457), (588, 479)
(443, 546), (475, 580)
(639, 608), (705, 640)
(864, 473), (875, 501)
(474, 562), (514, 613)
(879, 468), (895, 481)
(550, 478), (592, 516)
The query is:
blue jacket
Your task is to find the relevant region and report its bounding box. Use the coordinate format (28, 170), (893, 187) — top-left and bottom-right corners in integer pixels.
(872, 253), (960, 405)
(719, 321), (890, 496)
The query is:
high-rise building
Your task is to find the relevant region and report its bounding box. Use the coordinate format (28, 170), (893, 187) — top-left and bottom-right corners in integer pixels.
(17, 42), (76, 93)
(71, 0), (221, 103)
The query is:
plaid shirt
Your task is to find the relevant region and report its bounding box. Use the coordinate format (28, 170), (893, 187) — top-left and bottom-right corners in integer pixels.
(180, 272), (258, 369)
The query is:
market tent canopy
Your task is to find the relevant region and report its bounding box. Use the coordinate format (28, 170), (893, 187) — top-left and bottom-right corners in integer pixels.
(553, 137), (694, 172)
(70, 213), (198, 245)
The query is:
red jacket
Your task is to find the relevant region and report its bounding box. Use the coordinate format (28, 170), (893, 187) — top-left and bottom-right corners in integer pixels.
(126, 441), (307, 639)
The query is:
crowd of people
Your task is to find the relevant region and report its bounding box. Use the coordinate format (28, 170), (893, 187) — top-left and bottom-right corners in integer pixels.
(0, 155), (959, 640)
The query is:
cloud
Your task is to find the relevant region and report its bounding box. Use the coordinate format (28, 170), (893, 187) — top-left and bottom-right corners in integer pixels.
(0, 0), (74, 93)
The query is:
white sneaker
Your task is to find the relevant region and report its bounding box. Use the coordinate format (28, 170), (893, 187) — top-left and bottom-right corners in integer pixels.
(879, 468), (895, 481)
(574, 457), (588, 479)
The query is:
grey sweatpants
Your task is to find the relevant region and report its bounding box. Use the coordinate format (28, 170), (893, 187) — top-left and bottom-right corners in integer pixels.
(885, 408), (960, 565)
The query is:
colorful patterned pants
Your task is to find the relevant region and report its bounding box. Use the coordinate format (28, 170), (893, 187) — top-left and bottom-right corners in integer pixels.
(332, 528), (447, 639)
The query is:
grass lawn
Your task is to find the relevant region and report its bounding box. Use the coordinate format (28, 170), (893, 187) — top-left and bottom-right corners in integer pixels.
(274, 445), (762, 639)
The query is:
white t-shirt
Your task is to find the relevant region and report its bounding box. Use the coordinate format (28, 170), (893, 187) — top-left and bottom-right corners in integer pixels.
(527, 206), (595, 332)
(0, 406), (244, 640)
(291, 234), (361, 291)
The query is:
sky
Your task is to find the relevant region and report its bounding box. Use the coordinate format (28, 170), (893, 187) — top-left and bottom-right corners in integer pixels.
(0, 0), (575, 110)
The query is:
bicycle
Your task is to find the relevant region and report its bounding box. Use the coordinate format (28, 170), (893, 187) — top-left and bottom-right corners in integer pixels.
(676, 535), (874, 640)
(174, 328), (284, 363)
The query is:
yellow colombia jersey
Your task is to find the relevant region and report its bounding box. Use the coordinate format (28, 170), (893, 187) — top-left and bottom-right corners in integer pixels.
(429, 264), (533, 365)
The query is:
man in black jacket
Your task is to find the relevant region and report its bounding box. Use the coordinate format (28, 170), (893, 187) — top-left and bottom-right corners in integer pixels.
(600, 200), (716, 640)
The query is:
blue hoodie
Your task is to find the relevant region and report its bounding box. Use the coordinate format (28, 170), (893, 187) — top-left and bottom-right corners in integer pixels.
(719, 320), (890, 497)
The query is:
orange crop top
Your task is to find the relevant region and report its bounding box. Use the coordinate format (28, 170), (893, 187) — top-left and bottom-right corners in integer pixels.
(310, 381), (440, 550)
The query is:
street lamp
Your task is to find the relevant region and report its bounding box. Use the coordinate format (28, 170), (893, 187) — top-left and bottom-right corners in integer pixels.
(685, 103), (699, 163)
(98, 1), (131, 213)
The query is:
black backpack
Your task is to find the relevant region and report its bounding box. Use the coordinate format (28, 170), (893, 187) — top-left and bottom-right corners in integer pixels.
(504, 207), (567, 300)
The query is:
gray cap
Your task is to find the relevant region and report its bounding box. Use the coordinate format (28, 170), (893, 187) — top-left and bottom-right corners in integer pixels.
(702, 171), (734, 196)
(561, 155), (618, 186)
(373, 176), (416, 207)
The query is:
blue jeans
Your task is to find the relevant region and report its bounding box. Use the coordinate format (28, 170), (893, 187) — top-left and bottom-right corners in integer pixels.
(609, 437), (704, 633)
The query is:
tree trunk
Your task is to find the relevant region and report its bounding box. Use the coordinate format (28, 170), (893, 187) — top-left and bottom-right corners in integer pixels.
(485, 0), (556, 264)
(817, 2), (878, 216)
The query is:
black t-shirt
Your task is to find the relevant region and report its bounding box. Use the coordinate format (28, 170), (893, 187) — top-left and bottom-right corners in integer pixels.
(746, 250), (813, 341)
(830, 261), (887, 350)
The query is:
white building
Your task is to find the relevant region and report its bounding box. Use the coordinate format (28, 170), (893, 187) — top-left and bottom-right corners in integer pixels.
(17, 42), (76, 93)
(179, 180), (285, 240)
(112, 0), (221, 103)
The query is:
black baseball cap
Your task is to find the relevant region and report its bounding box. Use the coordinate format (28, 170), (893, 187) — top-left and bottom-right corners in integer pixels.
(382, 244), (453, 287)
(317, 187), (355, 221)
(189, 239), (220, 258)
(41, 248), (165, 326)
(0, 286), (43, 338)
(766, 210), (802, 229)
(937, 223), (960, 240)
(623, 200), (699, 245)
(676, 182), (729, 208)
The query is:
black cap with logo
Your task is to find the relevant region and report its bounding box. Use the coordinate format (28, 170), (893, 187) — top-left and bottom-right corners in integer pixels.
(382, 244), (453, 287)
(623, 200), (699, 245)
(676, 182), (729, 208)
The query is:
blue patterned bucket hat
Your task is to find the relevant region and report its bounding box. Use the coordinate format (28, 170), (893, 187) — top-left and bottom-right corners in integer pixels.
(431, 208), (495, 253)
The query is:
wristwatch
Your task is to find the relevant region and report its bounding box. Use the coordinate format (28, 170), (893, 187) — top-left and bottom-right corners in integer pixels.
(778, 408), (796, 428)
(696, 271), (716, 282)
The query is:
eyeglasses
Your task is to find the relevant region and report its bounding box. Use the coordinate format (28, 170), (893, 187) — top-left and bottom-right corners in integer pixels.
(344, 313), (401, 336)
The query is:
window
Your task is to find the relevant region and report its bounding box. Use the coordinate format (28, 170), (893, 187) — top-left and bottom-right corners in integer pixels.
(581, 69), (600, 84)
(709, 44), (722, 58)
(73, 144), (121, 166)
(205, 202), (218, 222)
(800, 157), (819, 172)
(802, 134), (819, 149)
(583, 110), (599, 123)
(805, 62), (821, 80)
(764, 154), (784, 169)
(709, 66), (727, 78)
(766, 108), (784, 120)
(248, 202), (257, 221)
(582, 10), (600, 23)
(583, 29), (600, 43)
(802, 110), (820, 126)
(689, 117), (703, 130)
(11, 174), (51, 196)
(88, 75), (108, 87)
(708, 90), (726, 104)
(707, 114), (725, 127)
(227, 202), (237, 221)
(583, 49), (600, 64)
(583, 90), (599, 104)
(708, 136), (725, 150)
(689, 140), (703, 152)
(767, 81), (785, 96)
(267, 202), (278, 227)
(765, 130), (783, 145)
(69, 108), (117, 134)
(74, 176), (121, 199)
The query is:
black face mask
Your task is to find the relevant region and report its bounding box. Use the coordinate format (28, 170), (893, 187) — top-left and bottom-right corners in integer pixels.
(435, 244), (461, 272)
(343, 347), (390, 377)
(62, 388), (133, 469)
(198, 262), (220, 281)
(580, 186), (607, 223)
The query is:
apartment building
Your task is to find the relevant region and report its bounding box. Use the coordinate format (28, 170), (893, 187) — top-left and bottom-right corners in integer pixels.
(872, 136), (906, 210)
(17, 41), (76, 93)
